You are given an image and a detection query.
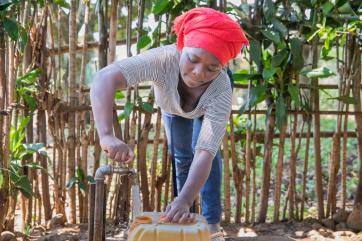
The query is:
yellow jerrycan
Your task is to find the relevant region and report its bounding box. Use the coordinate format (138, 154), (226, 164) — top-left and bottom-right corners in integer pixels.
(127, 212), (210, 241)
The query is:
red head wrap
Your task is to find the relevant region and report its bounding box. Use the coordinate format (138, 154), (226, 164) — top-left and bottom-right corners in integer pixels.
(173, 7), (249, 65)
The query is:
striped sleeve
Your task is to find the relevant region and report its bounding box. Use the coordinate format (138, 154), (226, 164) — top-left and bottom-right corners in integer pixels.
(195, 90), (232, 157)
(113, 46), (166, 87)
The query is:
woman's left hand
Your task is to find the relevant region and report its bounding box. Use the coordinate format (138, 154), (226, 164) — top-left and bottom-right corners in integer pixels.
(164, 197), (195, 223)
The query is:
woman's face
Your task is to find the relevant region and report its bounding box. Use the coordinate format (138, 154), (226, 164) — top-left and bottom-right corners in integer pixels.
(179, 47), (223, 88)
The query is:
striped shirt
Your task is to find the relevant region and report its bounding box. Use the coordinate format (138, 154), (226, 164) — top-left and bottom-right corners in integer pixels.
(114, 44), (232, 157)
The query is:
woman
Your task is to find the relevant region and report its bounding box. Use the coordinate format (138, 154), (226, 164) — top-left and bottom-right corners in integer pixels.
(90, 7), (248, 240)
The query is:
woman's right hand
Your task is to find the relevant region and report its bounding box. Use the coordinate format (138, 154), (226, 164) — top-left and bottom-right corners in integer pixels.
(100, 135), (134, 163)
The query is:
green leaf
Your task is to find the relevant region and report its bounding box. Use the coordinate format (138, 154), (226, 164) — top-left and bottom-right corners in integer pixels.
(76, 166), (85, 181)
(66, 176), (77, 189)
(329, 95), (358, 104)
(288, 85), (300, 107)
(115, 90), (125, 100)
(87, 175), (95, 184)
(53, 0), (70, 9)
(261, 30), (280, 44)
(24, 162), (43, 170)
(0, 171), (4, 189)
(79, 181), (87, 193)
(290, 38), (304, 71)
(239, 85), (267, 114)
(249, 40), (262, 66)
(152, 0), (171, 15)
(23, 95), (37, 112)
(119, 102), (134, 120)
(263, 0), (275, 22)
(271, 18), (288, 37)
(4, 17), (19, 41)
(18, 26), (28, 52)
(23, 143), (44, 152)
(16, 68), (41, 87)
(140, 102), (154, 113)
(233, 73), (261, 84)
(262, 68), (276, 80)
(137, 35), (152, 50)
(337, 2), (354, 14)
(15, 176), (32, 198)
(276, 95), (287, 131)
(301, 67), (335, 78)
(322, 1), (334, 15)
(271, 48), (289, 67)
(0, 0), (13, 11)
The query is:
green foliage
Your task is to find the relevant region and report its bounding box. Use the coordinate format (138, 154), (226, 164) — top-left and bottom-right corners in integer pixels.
(249, 40), (262, 67)
(301, 67), (335, 78)
(16, 69), (42, 112)
(239, 85), (267, 115)
(275, 95), (287, 131)
(115, 90), (125, 100)
(118, 102), (135, 121)
(0, 0), (28, 51)
(137, 35), (152, 50)
(66, 166), (95, 195)
(1, 117), (49, 198)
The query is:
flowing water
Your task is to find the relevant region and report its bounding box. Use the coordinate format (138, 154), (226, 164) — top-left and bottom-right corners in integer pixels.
(131, 178), (142, 220)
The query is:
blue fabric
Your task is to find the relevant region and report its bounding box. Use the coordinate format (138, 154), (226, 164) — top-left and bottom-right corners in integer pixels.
(162, 112), (222, 224)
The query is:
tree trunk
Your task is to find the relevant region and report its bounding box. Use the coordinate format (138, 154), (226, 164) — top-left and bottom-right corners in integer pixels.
(98, 0), (108, 69)
(350, 38), (362, 206)
(108, 0), (118, 63)
(77, 1), (90, 223)
(150, 109), (161, 210)
(288, 113), (298, 220)
(258, 113), (275, 223)
(68, 0), (78, 224)
(300, 119), (311, 220)
(0, 23), (10, 234)
(28, 7), (53, 222)
(138, 92), (154, 211)
(273, 121), (287, 222)
(156, 135), (168, 212)
(311, 37), (325, 220)
(230, 115), (244, 223)
(222, 134), (231, 223)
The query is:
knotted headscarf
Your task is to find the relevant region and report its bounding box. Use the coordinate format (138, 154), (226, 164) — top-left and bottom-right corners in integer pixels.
(173, 7), (249, 65)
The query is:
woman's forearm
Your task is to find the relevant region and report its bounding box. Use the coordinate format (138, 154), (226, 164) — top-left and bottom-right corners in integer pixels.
(177, 150), (214, 206)
(90, 69), (118, 139)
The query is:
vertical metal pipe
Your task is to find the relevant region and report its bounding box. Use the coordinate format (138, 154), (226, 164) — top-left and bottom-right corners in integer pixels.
(93, 180), (105, 241)
(88, 183), (96, 241)
(103, 183), (107, 241)
(91, 165), (135, 241)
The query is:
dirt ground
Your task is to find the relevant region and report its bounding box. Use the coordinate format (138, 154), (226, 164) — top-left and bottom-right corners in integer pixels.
(27, 219), (362, 241)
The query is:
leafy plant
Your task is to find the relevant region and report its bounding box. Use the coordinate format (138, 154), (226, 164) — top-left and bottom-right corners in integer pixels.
(67, 166), (95, 195)
(16, 68), (42, 112)
(0, 117), (49, 198)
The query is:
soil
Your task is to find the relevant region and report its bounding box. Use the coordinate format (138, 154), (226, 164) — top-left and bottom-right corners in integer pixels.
(23, 219), (362, 241)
